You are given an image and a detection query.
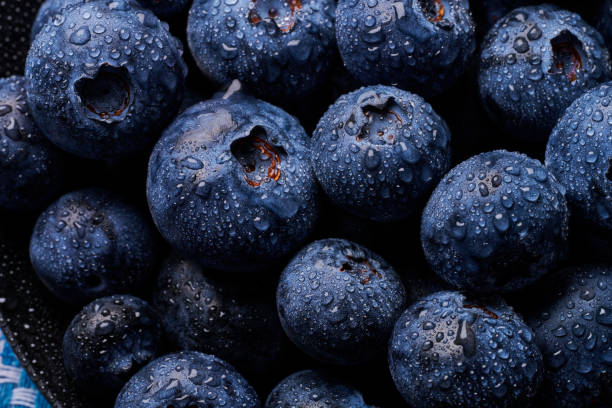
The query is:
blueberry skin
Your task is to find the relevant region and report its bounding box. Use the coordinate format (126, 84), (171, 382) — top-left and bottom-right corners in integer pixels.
(276, 238), (408, 365)
(25, 0), (188, 160)
(479, 5), (611, 142)
(31, 0), (84, 40)
(389, 291), (543, 408)
(187, 0), (336, 104)
(147, 97), (320, 273)
(114, 351), (261, 408)
(421, 150), (569, 293)
(137, 0), (191, 19)
(598, 0), (612, 50)
(63, 295), (163, 397)
(546, 82), (612, 237)
(336, 0), (476, 98)
(0, 76), (65, 212)
(312, 85), (451, 222)
(265, 370), (373, 408)
(29, 188), (159, 305)
(152, 254), (284, 374)
(527, 266), (612, 408)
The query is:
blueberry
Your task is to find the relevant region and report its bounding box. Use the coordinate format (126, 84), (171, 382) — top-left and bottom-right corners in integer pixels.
(25, 0), (188, 160)
(31, 0), (84, 40)
(187, 0), (336, 104)
(421, 150), (569, 292)
(389, 291), (543, 407)
(276, 238), (407, 365)
(470, 0), (529, 37)
(479, 4), (611, 142)
(0, 76), (65, 211)
(137, 0), (191, 19)
(527, 265), (611, 407)
(152, 253), (284, 374)
(29, 188), (159, 305)
(147, 96), (320, 273)
(336, 0), (476, 98)
(546, 82), (612, 238)
(114, 351), (261, 408)
(265, 370), (373, 408)
(63, 295), (163, 397)
(312, 85), (451, 222)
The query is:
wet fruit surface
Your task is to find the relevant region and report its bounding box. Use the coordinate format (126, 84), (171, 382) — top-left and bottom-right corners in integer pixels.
(25, 0), (187, 159)
(527, 265), (612, 408)
(389, 291), (543, 408)
(479, 4), (611, 142)
(312, 85), (451, 222)
(276, 238), (408, 365)
(336, 0), (476, 97)
(146, 95), (320, 273)
(63, 295), (163, 399)
(546, 82), (612, 239)
(421, 150), (569, 292)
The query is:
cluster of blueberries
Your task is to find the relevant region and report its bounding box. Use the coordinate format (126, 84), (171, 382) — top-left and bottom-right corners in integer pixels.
(1, 0), (612, 407)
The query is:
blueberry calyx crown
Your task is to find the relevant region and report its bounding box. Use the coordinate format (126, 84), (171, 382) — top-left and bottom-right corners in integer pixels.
(248, 0), (302, 34)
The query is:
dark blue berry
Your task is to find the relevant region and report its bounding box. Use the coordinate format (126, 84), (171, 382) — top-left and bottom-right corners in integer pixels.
(546, 82), (612, 238)
(63, 295), (163, 397)
(336, 0), (476, 97)
(152, 254), (284, 374)
(527, 265), (612, 408)
(389, 291), (543, 407)
(31, 0), (83, 40)
(0, 75), (65, 211)
(479, 4), (611, 142)
(421, 150), (569, 292)
(25, 0), (188, 159)
(114, 351), (261, 408)
(29, 188), (160, 305)
(147, 96), (320, 273)
(276, 238), (407, 365)
(265, 370), (373, 408)
(312, 85), (451, 222)
(187, 0), (336, 104)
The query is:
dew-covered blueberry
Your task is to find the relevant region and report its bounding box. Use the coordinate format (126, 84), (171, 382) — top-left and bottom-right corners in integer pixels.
(31, 0), (84, 40)
(114, 351), (261, 408)
(312, 85), (451, 222)
(479, 4), (611, 142)
(389, 291), (543, 408)
(0, 75), (65, 212)
(276, 238), (407, 365)
(527, 265), (612, 408)
(421, 150), (569, 292)
(546, 82), (612, 239)
(25, 0), (188, 159)
(147, 96), (320, 273)
(187, 0), (336, 104)
(29, 188), (159, 305)
(152, 254), (284, 374)
(336, 0), (476, 97)
(265, 370), (374, 408)
(63, 295), (163, 397)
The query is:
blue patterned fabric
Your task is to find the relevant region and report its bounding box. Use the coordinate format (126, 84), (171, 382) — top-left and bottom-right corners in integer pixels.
(0, 329), (51, 408)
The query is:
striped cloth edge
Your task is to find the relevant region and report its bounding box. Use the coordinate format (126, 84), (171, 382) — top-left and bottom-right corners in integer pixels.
(0, 329), (51, 408)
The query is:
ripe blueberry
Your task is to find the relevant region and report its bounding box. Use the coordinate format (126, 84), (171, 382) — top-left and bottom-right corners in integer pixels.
(29, 188), (160, 305)
(312, 85), (451, 222)
(276, 238), (407, 365)
(421, 150), (569, 292)
(389, 291), (543, 407)
(147, 96), (320, 273)
(26, 0), (188, 159)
